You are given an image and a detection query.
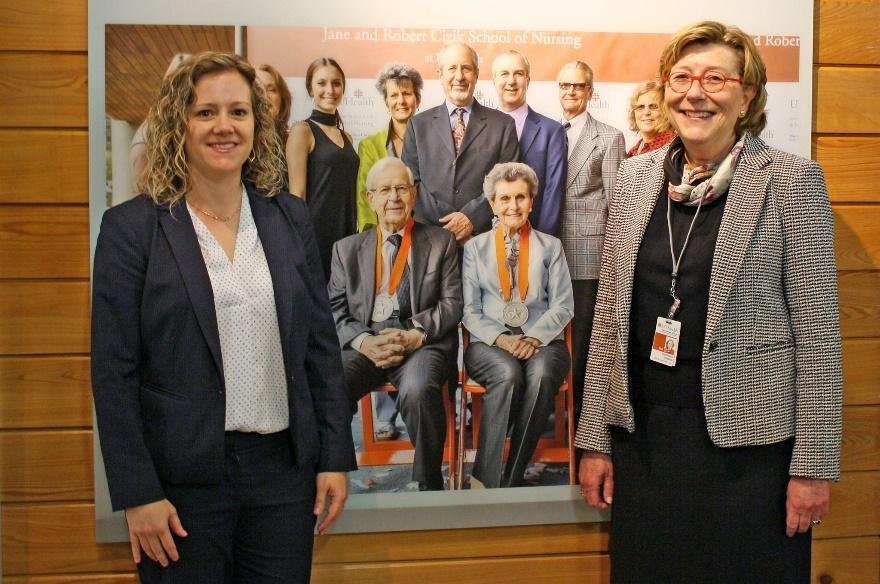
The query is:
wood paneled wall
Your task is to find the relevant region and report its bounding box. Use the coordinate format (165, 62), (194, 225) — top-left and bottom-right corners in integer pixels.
(1, 2), (877, 582)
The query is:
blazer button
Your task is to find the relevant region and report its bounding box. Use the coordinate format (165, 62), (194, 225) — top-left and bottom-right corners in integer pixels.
(708, 340), (718, 352)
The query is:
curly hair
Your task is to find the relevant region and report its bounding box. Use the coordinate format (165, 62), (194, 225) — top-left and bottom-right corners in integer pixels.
(483, 162), (539, 202)
(258, 63), (293, 145)
(139, 51), (285, 205)
(658, 20), (768, 136)
(627, 81), (673, 134)
(374, 63), (424, 102)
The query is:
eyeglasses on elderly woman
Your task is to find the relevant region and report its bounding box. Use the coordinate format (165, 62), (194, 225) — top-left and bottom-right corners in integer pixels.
(665, 71), (743, 94)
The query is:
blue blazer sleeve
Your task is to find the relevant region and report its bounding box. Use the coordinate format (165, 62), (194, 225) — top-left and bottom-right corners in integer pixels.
(91, 200), (167, 510)
(534, 121), (567, 235)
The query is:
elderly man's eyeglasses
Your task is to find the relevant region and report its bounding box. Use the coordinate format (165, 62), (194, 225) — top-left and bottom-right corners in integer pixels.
(371, 184), (413, 197)
(633, 103), (660, 112)
(665, 71), (743, 94)
(558, 82), (589, 92)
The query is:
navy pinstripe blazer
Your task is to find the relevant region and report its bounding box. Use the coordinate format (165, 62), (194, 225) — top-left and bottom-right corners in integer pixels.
(574, 134), (843, 480)
(91, 185), (356, 511)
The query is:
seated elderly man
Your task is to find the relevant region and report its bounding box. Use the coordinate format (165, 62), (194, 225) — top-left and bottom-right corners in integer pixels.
(328, 157), (462, 491)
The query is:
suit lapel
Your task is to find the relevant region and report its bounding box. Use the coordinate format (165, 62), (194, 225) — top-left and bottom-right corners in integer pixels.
(357, 229), (378, 322)
(520, 108), (539, 157)
(158, 204), (224, 375)
(430, 105), (457, 159)
(409, 224), (429, 310)
(616, 151), (665, 348)
(457, 101), (487, 158)
(249, 188), (296, 366)
(567, 114), (599, 188)
(704, 135), (772, 346)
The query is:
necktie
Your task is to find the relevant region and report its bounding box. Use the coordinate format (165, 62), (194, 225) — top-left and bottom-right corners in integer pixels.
(387, 234), (412, 321)
(452, 108), (466, 154)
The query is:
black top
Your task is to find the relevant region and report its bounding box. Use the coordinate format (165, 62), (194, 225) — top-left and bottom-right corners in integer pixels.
(305, 119), (359, 280)
(628, 169), (727, 408)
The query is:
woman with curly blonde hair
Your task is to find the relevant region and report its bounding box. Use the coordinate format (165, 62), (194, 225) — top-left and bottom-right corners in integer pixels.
(92, 51), (356, 583)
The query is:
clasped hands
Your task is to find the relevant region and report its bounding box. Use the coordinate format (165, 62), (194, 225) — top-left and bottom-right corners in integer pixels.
(359, 328), (424, 368)
(440, 211), (473, 243)
(495, 333), (540, 360)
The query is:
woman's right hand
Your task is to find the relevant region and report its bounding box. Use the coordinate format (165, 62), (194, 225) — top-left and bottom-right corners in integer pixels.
(495, 333), (538, 360)
(578, 451), (614, 510)
(124, 498), (188, 567)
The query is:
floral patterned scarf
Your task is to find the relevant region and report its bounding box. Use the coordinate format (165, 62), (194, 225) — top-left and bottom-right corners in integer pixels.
(665, 135), (746, 206)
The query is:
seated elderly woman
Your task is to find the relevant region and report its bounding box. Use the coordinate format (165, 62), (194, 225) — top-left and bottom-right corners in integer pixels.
(462, 162), (574, 489)
(626, 80), (676, 157)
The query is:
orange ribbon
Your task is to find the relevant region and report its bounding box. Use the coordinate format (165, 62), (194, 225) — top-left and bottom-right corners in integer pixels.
(494, 223), (530, 303)
(374, 217), (414, 296)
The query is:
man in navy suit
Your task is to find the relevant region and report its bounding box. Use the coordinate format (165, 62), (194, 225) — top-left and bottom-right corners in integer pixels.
(492, 50), (567, 235)
(402, 42), (519, 243)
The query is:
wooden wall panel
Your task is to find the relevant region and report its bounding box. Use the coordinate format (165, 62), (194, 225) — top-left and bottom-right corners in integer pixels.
(835, 206), (880, 271)
(842, 339), (880, 405)
(815, 67), (880, 133)
(820, 471), (880, 538)
(812, 537), (880, 584)
(1, 504), (132, 575)
(0, 130), (89, 204)
(0, 281), (90, 355)
(5, 576), (137, 584)
(0, 356), (92, 429)
(841, 406), (880, 472)
(0, 205), (90, 279)
(0, 430), (93, 502)
(0, 53), (87, 128)
(814, 136), (880, 204)
(816, 0), (880, 66)
(838, 271), (880, 338)
(0, 1), (878, 582)
(314, 523), (608, 564)
(312, 554), (610, 583)
(0, 0), (87, 52)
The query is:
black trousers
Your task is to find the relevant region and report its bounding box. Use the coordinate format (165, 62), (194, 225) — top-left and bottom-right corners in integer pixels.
(571, 278), (599, 421)
(343, 344), (450, 489)
(137, 431), (317, 584)
(610, 401), (811, 583)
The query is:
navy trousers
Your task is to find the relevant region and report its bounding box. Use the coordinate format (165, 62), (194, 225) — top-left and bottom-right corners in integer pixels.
(137, 430), (317, 584)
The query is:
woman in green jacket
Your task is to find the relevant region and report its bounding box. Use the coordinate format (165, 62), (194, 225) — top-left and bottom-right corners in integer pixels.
(356, 64), (423, 231)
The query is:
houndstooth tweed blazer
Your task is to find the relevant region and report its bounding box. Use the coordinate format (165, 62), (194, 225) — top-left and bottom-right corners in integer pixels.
(574, 133), (843, 480)
(560, 113), (626, 280)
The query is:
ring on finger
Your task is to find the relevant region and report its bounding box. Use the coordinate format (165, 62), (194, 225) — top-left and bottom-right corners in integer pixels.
(811, 518), (822, 526)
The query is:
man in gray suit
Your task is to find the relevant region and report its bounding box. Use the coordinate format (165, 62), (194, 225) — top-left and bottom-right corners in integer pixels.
(328, 157), (462, 490)
(556, 60), (625, 419)
(402, 42), (519, 242)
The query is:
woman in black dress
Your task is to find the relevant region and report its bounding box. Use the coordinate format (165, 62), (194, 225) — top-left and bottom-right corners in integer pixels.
(286, 57), (359, 280)
(576, 21), (842, 582)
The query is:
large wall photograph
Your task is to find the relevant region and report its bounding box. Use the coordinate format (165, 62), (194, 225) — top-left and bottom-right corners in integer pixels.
(91, 0), (815, 538)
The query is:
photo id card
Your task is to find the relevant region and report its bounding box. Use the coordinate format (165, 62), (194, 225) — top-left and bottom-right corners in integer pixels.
(650, 317), (681, 367)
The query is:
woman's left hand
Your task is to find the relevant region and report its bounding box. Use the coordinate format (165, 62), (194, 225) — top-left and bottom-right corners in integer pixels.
(785, 476), (830, 537)
(314, 471), (349, 535)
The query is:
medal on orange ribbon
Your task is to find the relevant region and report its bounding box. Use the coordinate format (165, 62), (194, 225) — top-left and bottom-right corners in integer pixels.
(495, 223), (530, 328)
(371, 217), (414, 322)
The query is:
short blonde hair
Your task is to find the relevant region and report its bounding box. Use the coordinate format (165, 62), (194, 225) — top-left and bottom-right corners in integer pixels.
(658, 20), (768, 136)
(140, 51), (284, 205)
(627, 81), (673, 134)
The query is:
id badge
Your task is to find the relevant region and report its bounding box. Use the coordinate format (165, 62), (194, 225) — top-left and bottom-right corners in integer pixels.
(650, 316), (681, 367)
